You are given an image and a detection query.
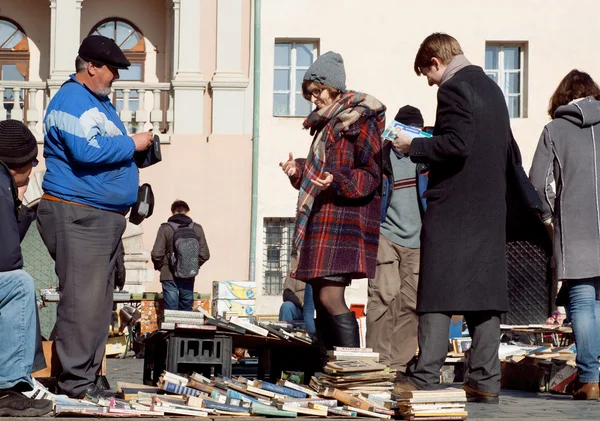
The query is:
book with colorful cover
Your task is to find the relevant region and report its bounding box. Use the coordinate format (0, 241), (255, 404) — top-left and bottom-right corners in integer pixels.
(382, 120), (432, 142)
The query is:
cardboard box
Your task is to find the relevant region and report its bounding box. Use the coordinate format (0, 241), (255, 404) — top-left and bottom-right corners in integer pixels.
(32, 341), (106, 378)
(212, 281), (256, 300)
(548, 362), (578, 394)
(105, 335), (127, 356)
(212, 299), (255, 317)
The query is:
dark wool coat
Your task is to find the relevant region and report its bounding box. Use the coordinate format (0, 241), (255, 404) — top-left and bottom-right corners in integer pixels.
(409, 65), (512, 313)
(291, 114), (384, 281)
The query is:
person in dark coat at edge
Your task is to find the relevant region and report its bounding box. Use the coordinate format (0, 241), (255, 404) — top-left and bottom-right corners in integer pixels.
(279, 51), (385, 350)
(0, 120), (53, 416)
(392, 33), (540, 403)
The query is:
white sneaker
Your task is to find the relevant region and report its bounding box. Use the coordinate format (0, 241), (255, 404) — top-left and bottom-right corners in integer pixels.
(22, 378), (67, 400)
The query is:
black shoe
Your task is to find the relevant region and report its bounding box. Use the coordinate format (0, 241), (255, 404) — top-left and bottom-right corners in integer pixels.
(74, 384), (115, 400)
(331, 312), (360, 347)
(0, 389), (53, 417)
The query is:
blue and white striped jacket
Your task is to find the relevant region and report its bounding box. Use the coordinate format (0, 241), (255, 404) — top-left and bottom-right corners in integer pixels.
(42, 75), (138, 211)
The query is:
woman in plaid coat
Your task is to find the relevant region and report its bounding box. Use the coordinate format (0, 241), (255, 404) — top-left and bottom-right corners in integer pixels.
(280, 51), (385, 348)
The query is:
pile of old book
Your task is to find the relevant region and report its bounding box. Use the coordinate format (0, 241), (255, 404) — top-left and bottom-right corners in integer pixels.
(53, 365), (396, 417)
(161, 308), (313, 344)
(389, 388), (468, 420)
(311, 348), (395, 394)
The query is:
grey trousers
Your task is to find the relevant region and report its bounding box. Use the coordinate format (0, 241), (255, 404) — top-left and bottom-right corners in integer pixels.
(406, 312), (501, 393)
(37, 199), (125, 397)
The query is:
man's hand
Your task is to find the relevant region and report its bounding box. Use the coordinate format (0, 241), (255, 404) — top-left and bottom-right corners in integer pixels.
(311, 172), (333, 191)
(392, 130), (413, 154)
(131, 132), (153, 152)
(280, 152), (297, 177)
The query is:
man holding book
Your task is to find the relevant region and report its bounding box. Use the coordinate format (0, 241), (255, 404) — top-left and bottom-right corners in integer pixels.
(391, 33), (520, 403)
(366, 105), (427, 373)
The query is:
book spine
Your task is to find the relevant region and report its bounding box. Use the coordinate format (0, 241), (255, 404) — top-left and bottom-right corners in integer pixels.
(202, 400), (249, 413)
(277, 380), (318, 396)
(161, 381), (201, 397)
(334, 347), (373, 352)
(260, 382), (307, 399)
(333, 389), (372, 412)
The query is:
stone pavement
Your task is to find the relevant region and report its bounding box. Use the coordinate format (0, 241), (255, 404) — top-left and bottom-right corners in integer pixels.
(103, 358), (600, 421)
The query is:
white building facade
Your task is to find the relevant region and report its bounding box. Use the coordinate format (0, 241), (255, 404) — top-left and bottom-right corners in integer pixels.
(252, 0), (600, 313)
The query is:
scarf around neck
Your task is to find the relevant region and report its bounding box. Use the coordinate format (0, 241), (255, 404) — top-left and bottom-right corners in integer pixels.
(440, 54), (472, 85)
(292, 91), (386, 254)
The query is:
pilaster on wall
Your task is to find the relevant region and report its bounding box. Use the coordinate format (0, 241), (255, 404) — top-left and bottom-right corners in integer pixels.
(210, 0), (249, 135)
(171, 0), (207, 134)
(48, 0), (83, 98)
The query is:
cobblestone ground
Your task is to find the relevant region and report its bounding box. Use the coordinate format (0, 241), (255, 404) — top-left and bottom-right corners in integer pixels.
(104, 358), (600, 421)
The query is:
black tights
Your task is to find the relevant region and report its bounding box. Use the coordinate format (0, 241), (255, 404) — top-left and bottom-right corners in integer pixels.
(311, 280), (350, 317)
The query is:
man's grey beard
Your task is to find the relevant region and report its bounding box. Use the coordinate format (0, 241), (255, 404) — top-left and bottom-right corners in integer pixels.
(95, 87), (112, 97)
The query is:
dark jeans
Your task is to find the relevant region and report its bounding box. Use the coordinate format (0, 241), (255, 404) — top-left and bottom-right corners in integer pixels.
(162, 279), (194, 311)
(36, 199), (125, 398)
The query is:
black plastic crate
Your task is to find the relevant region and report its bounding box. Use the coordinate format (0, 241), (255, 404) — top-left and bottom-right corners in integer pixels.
(143, 331), (232, 385)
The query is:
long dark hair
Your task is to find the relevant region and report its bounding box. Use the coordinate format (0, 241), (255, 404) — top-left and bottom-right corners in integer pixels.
(548, 70), (600, 118)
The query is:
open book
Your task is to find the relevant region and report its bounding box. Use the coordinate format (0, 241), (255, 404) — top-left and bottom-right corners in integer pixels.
(382, 120), (432, 142)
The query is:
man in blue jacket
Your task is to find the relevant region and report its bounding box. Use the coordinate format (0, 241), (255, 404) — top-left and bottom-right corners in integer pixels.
(0, 120), (53, 416)
(37, 35), (153, 400)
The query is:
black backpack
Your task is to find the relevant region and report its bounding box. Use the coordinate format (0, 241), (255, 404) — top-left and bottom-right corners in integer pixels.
(167, 221), (200, 278)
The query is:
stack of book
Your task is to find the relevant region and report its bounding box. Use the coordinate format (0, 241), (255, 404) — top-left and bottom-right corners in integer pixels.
(310, 348), (394, 394)
(160, 309), (214, 331)
(390, 388), (468, 420)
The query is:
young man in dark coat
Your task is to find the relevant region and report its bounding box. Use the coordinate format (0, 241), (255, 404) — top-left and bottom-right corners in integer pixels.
(392, 33), (518, 403)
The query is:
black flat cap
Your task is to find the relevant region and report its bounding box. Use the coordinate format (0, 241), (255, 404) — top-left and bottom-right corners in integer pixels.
(78, 35), (131, 69)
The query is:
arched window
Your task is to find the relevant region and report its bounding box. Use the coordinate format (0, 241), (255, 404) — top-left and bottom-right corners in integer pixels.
(89, 18), (144, 81)
(0, 18), (29, 118)
(90, 18), (146, 131)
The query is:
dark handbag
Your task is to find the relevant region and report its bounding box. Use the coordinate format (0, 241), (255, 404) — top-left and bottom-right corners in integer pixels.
(133, 135), (162, 168)
(129, 183), (154, 225)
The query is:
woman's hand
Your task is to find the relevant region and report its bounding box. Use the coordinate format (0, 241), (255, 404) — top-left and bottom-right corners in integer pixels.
(279, 152), (297, 177)
(311, 172), (333, 191)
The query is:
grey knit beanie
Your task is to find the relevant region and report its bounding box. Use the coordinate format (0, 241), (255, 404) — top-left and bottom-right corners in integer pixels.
(303, 51), (346, 92)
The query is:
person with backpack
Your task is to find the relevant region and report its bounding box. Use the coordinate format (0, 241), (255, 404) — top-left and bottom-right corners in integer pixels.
(151, 200), (210, 311)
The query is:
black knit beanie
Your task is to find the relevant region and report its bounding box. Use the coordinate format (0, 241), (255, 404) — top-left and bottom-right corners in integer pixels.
(0, 120), (38, 167)
(394, 105), (424, 127)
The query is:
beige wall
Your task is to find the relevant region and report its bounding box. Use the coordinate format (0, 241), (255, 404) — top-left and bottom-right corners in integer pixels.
(140, 134), (253, 294)
(4, 0), (254, 296)
(254, 0), (600, 313)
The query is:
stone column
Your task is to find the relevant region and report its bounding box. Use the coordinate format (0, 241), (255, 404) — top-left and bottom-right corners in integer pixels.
(210, 0), (250, 135)
(171, 0), (207, 134)
(48, 0), (83, 98)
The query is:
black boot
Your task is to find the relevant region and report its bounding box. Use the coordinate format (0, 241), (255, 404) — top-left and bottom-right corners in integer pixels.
(315, 315), (334, 367)
(331, 312), (360, 347)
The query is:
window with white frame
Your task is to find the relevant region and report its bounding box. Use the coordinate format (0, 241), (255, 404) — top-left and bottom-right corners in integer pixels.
(263, 218), (295, 295)
(485, 43), (527, 118)
(273, 41), (318, 117)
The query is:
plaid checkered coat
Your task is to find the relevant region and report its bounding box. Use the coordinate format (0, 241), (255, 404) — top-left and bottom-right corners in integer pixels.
(290, 101), (385, 281)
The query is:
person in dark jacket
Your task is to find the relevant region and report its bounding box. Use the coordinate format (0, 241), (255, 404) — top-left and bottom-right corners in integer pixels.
(151, 200), (210, 311)
(529, 70), (600, 400)
(280, 51), (385, 349)
(366, 105), (427, 372)
(392, 33), (523, 403)
(0, 120), (53, 416)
